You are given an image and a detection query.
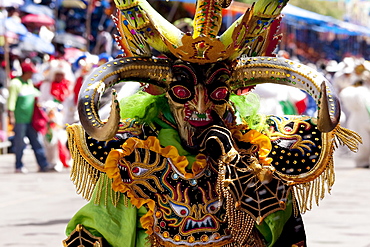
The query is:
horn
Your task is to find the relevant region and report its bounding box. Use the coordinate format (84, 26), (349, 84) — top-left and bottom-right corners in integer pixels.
(78, 57), (173, 141)
(230, 56), (340, 132)
(113, 0), (183, 56)
(220, 0), (288, 61)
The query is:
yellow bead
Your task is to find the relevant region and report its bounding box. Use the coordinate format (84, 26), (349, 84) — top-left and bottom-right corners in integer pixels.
(155, 211), (162, 218)
(201, 235), (209, 242)
(188, 236), (195, 243)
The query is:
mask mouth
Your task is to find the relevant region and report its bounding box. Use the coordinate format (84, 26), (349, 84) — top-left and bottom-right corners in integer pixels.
(181, 215), (218, 234)
(186, 111), (213, 127)
(180, 110), (224, 151)
(118, 164), (133, 184)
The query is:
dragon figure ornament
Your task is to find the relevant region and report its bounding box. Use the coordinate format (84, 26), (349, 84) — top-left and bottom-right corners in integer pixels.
(63, 0), (361, 246)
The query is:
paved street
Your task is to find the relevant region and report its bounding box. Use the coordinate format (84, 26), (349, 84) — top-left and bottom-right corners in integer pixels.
(0, 147), (369, 247)
(0, 148), (87, 247)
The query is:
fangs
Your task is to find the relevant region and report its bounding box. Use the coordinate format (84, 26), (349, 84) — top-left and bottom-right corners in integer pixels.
(119, 166), (127, 171)
(118, 166), (132, 183)
(189, 112), (210, 121)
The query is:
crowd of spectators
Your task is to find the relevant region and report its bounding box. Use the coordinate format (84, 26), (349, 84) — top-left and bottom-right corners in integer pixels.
(0, 0), (118, 172)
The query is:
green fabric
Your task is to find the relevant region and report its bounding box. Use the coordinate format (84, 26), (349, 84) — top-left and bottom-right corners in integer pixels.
(118, 90), (196, 167)
(229, 93), (267, 131)
(157, 128), (196, 168)
(279, 100), (298, 115)
(7, 77), (38, 124)
(255, 194), (293, 246)
(365, 99), (370, 117)
(66, 174), (149, 247)
(119, 92), (170, 124)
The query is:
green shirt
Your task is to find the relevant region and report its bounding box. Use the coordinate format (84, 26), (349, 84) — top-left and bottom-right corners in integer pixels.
(7, 77), (39, 124)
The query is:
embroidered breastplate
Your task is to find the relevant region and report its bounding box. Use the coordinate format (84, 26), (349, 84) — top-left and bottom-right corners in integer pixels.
(66, 116), (361, 247)
(105, 137), (236, 246)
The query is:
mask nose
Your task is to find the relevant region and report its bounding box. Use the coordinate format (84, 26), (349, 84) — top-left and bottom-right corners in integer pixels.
(192, 84), (211, 114)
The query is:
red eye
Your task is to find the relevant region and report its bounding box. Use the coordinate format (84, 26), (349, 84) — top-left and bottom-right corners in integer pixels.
(211, 87), (228, 100)
(172, 85), (191, 99)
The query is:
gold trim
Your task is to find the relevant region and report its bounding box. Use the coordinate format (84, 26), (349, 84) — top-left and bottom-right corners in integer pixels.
(63, 224), (103, 247)
(93, 174), (123, 207)
(334, 125), (362, 152)
(67, 124), (106, 171)
(291, 124), (362, 213)
(150, 234), (234, 247)
(67, 124), (104, 200)
(275, 130), (334, 184)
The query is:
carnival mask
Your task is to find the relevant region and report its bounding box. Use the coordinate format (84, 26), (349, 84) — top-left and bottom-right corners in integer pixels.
(166, 61), (232, 149)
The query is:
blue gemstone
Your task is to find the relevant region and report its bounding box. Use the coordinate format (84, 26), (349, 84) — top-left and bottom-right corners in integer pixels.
(205, 169), (211, 176)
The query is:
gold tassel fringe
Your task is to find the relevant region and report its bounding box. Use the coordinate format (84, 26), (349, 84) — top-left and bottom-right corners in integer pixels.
(67, 125), (129, 207)
(292, 155), (334, 214)
(94, 174), (124, 207)
(293, 124), (361, 214)
(68, 129), (101, 201)
(225, 190), (255, 245)
(333, 125), (362, 152)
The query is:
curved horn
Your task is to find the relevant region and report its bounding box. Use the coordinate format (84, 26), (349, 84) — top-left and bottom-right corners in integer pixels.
(114, 0), (183, 56)
(220, 0), (288, 60)
(78, 57), (173, 141)
(230, 56), (340, 132)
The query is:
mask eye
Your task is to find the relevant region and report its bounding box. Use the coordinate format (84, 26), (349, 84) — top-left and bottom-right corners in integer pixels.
(169, 201), (190, 217)
(172, 85), (191, 99)
(206, 200), (222, 214)
(210, 87), (228, 100)
(131, 166), (148, 176)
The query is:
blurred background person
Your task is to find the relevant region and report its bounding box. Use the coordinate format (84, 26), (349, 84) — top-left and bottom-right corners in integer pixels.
(340, 70), (370, 168)
(7, 60), (51, 173)
(63, 54), (97, 125)
(0, 61), (8, 144)
(38, 59), (74, 172)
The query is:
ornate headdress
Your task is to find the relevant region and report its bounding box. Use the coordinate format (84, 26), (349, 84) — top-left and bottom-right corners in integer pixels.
(78, 0), (341, 142)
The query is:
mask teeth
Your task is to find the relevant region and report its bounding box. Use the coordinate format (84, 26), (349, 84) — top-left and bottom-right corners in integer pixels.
(190, 111), (210, 121)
